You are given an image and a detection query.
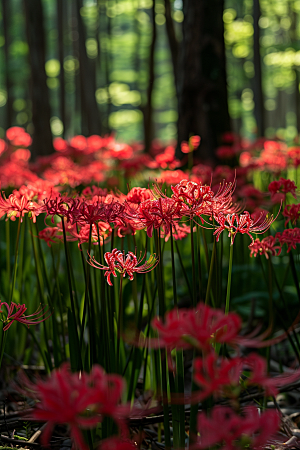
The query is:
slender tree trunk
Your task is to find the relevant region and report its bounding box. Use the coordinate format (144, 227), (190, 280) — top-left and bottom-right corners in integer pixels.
(75, 0), (101, 136)
(164, 0), (179, 91)
(143, 0), (156, 152)
(57, 0), (66, 136)
(2, 0), (13, 129)
(253, 0), (264, 137)
(176, 0), (230, 162)
(24, 0), (53, 158)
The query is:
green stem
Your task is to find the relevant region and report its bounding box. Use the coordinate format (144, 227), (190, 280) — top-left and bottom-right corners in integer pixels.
(225, 242), (234, 315)
(117, 275), (123, 371)
(9, 217), (22, 304)
(205, 237), (216, 306)
(190, 220), (196, 306)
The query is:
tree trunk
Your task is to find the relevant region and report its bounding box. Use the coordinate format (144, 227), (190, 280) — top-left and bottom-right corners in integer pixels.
(253, 0), (264, 137)
(24, 0), (54, 158)
(176, 0), (231, 163)
(143, 0), (156, 152)
(75, 0), (101, 136)
(57, 0), (66, 136)
(2, 0), (13, 129)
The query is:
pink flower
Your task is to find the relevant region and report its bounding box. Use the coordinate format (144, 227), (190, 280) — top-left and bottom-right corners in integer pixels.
(88, 249), (159, 286)
(0, 302), (50, 331)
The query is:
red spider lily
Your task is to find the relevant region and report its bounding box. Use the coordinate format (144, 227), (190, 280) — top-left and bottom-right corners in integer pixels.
(283, 203), (300, 226)
(214, 210), (276, 244)
(193, 353), (243, 401)
(171, 180), (214, 216)
(127, 197), (184, 238)
(195, 405), (280, 450)
(0, 192), (43, 222)
(150, 303), (242, 353)
(88, 249), (159, 286)
(70, 200), (109, 226)
(268, 178), (297, 199)
(126, 187), (153, 204)
(276, 228), (300, 253)
(21, 364), (130, 450)
(38, 227), (63, 247)
(44, 195), (80, 223)
(0, 302), (50, 331)
(243, 353), (300, 397)
(249, 236), (281, 259)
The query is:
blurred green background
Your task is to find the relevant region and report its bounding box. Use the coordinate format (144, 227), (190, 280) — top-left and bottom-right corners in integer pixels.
(1, 0), (300, 153)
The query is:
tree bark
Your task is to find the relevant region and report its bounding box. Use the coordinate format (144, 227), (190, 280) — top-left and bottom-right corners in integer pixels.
(57, 0), (66, 136)
(176, 0), (231, 163)
(75, 0), (102, 136)
(24, 0), (54, 158)
(2, 0), (13, 129)
(143, 0), (157, 152)
(253, 0), (264, 137)
(164, 0), (179, 91)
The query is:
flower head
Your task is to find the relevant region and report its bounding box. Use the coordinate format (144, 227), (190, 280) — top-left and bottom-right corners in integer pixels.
(88, 249), (159, 286)
(195, 405), (279, 450)
(21, 364), (130, 450)
(0, 302), (50, 331)
(214, 210), (276, 244)
(248, 235), (281, 259)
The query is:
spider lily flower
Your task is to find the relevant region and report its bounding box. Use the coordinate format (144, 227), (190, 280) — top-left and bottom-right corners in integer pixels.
(214, 210), (277, 244)
(0, 302), (51, 331)
(20, 364), (130, 450)
(276, 227), (300, 253)
(150, 303), (242, 353)
(88, 249), (159, 286)
(249, 236), (281, 259)
(0, 191), (43, 222)
(195, 405), (280, 450)
(125, 197), (184, 238)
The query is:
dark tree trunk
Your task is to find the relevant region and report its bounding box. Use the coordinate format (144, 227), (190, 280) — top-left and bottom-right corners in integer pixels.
(164, 0), (179, 91)
(75, 0), (101, 136)
(176, 0), (231, 163)
(143, 0), (156, 152)
(24, 0), (54, 158)
(57, 0), (66, 136)
(253, 0), (264, 137)
(2, 0), (13, 129)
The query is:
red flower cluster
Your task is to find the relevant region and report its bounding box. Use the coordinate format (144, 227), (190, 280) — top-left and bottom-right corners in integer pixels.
(22, 364), (130, 450)
(249, 235), (281, 258)
(195, 406), (279, 450)
(268, 178), (297, 202)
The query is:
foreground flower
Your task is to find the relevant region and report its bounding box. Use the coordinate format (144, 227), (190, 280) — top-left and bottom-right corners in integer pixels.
(88, 249), (159, 286)
(195, 405), (280, 450)
(21, 364), (130, 450)
(0, 302), (50, 331)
